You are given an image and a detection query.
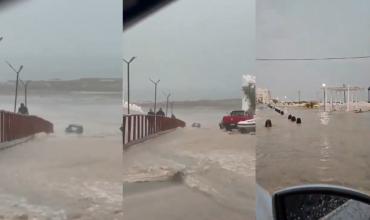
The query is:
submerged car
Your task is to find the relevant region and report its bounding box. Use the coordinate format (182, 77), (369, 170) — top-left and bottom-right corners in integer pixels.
(191, 122), (201, 128)
(65, 124), (83, 134)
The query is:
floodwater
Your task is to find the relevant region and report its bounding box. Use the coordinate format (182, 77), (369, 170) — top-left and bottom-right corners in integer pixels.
(123, 101), (256, 220)
(257, 105), (370, 195)
(0, 94), (123, 220)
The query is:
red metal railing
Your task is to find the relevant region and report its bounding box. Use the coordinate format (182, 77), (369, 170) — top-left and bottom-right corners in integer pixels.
(121, 114), (185, 145)
(0, 110), (53, 143)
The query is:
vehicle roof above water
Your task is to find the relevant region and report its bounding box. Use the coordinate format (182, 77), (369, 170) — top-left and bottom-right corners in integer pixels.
(230, 110), (246, 115)
(67, 124), (83, 127)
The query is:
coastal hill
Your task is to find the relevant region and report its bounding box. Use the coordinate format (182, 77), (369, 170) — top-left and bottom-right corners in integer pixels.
(0, 78), (122, 95)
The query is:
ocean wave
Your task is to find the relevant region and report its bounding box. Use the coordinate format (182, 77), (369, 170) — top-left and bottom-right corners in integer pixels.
(124, 165), (185, 183)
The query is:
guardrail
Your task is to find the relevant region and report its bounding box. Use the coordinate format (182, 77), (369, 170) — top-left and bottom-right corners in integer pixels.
(0, 110), (53, 143)
(121, 114), (185, 145)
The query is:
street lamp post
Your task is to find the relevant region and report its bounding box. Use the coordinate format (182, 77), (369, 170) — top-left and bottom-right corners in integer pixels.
(123, 57), (136, 115)
(5, 61), (23, 113)
(322, 83), (326, 111)
(150, 78), (160, 131)
(163, 92), (171, 117)
(150, 78), (160, 115)
(20, 80), (30, 107)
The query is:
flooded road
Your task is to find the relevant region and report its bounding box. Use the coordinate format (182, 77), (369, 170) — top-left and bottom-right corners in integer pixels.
(0, 136), (122, 220)
(257, 105), (370, 195)
(124, 101), (255, 220)
(0, 94), (123, 220)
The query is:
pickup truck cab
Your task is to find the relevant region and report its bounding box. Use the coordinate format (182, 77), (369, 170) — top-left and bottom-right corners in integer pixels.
(219, 110), (253, 131)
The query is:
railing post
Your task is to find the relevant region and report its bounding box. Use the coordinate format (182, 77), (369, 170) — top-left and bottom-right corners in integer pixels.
(128, 116), (131, 143)
(141, 115), (144, 139)
(145, 116), (148, 136)
(122, 116), (126, 145)
(132, 115), (137, 141)
(0, 111), (3, 143)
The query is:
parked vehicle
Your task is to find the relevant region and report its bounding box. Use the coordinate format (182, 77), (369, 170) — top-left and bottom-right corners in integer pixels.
(219, 110), (253, 131)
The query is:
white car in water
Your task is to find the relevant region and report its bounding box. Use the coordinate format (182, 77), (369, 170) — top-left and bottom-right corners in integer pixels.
(237, 118), (256, 133)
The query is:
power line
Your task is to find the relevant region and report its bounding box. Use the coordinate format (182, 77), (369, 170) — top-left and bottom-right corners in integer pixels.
(256, 55), (370, 61)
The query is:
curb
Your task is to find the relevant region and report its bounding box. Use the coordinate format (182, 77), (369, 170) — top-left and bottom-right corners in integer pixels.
(0, 135), (34, 150)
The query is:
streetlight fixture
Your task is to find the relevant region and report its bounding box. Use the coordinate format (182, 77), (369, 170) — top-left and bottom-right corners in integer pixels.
(5, 61), (23, 112)
(20, 80), (31, 107)
(123, 56), (136, 114)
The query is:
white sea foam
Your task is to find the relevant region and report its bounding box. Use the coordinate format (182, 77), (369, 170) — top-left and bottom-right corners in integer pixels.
(124, 165), (185, 183)
(0, 192), (67, 220)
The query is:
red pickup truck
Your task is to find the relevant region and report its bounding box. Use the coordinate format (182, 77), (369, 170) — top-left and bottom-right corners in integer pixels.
(219, 110), (253, 131)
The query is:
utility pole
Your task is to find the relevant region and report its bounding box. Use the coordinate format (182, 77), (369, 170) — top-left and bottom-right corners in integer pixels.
(123, 57), (136, 115)
(298, 90), (301, 104)
(6, 61), (23, 113)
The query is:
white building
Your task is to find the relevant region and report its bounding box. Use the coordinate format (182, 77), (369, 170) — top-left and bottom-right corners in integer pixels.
(257, 88), (271, 104)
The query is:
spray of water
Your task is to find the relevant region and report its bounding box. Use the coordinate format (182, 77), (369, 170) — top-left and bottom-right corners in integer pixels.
(242, 75), (256, 115)
(122, 101), (144, 114)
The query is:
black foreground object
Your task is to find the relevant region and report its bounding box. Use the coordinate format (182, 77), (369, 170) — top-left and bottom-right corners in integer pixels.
(0, 0), (23, 8)
(273, 184), (370, 220)
(123, 0), (176, 30)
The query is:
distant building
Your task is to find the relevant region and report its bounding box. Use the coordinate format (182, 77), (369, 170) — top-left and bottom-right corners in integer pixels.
(257, 88), (271, 104)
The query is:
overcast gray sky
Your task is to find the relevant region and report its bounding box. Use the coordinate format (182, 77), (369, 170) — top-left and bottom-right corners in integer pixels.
(0, 0), (122, 81)
(256, 0), (370, 101)
(123, 0), (255, 102)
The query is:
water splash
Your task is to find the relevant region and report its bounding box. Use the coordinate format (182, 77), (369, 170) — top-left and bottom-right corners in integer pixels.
(242, 74), (256, 115)
(122, 101), (144, 114)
